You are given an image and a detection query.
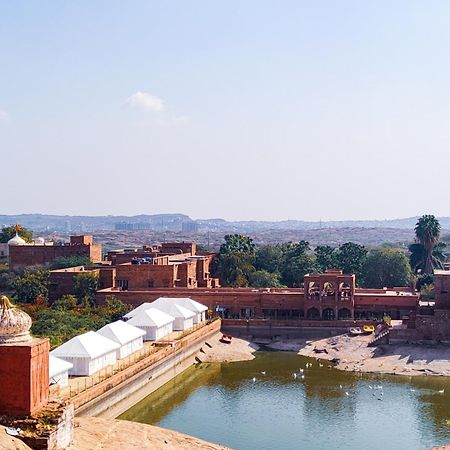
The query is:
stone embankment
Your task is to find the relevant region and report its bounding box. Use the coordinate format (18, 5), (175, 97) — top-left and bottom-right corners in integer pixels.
(269, 334), (450, 376)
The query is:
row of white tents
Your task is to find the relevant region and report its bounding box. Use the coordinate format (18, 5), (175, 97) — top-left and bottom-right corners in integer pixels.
(49, 297), (208, 384)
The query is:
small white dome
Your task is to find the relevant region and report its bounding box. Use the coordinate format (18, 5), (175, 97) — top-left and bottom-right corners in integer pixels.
(8, 233), (26, 246)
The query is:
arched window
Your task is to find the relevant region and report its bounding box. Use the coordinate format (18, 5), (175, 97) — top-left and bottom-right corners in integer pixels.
(322, 308), (335, 320)
(307, 307), (320, 320)
(338, 308), (351, 319)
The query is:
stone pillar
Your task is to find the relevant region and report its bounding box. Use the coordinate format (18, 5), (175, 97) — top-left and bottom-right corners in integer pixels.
(0, 337), (49, 416)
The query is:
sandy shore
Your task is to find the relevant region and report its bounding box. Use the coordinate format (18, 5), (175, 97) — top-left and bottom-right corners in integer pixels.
(269, 334), (450, 376)
(69, 417), (231, 450)
(200, 333), (259, 363)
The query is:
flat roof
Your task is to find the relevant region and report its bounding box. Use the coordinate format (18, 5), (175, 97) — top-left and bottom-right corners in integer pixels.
(434, 270), (450, 275)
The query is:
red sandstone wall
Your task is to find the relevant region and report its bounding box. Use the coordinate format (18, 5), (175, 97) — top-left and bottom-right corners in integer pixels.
(115, 264), (177, 289)
(416, 310), (450, 342)
(434, 274), (450, 309)
(9, 244), (102, 269)
(97, 287), (418, 320)
(0, 338), (49, 416)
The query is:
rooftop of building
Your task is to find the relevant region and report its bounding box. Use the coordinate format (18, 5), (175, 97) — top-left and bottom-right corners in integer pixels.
(433, 269), (450, 276)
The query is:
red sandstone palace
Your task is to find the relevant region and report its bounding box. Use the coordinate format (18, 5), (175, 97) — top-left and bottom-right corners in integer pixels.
(4, 234), (424, 322)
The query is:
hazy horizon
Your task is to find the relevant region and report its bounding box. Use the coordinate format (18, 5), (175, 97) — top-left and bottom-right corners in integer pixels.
(0, 211), (444, 224)
(2, 1), (450, 221)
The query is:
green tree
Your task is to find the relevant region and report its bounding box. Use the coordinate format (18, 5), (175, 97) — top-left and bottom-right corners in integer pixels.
(415, 273), (434, 290)
(314, 245), (337, 272)
(0, 264), (16, 292)
(73, 271), (99, 306)
(411, 214), (442, 274)
(409, 242), (446, 274)
(0, 225), (33, 243)
(102, 295), (131, 321)
(248, 270), (285, 288)
(335, 242), (367, 282)
(280, 241), (317, 287)
(214, 235), (256, 287)
(12, 269), (49, 303)
(52, 294), (78, 310)
(49, 256), (91, 270)
(255, 245), (284, 274)
(28, 296), (131, 347)
(219, 234), (255, 255)
(362, 248), (413, 288)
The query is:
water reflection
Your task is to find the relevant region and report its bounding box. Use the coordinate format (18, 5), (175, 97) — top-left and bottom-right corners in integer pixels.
(120, 352), (450, 450)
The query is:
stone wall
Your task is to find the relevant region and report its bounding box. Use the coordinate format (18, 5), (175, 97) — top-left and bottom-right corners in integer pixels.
(0, 338), (49, 416)
(416, 310), (450, 343)
(96, 286), (418, 321)
(72, 320), (221, 418)
(9, 243), (102, 270)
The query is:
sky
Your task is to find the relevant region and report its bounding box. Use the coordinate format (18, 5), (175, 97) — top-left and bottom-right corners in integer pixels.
(1, 1), (450, 222)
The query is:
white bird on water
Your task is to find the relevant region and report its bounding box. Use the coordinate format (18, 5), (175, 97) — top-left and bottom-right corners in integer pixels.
(293, 373), (297, 379)
(319, 363), (323, 367)
(300, 369), (304, 373)
(345, 392), (349, 396)
(438, 389), (445, 394)
(339, 385), (343, 389)
(252, 377), (256, 383)
(261, 371), (266, 375)
(301, 375), (305, 380)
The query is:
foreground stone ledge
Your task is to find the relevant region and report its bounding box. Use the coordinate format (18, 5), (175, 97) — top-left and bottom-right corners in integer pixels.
(69, 416), (232, 450)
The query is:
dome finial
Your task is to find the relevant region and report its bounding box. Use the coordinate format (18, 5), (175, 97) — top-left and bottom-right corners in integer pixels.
(0, 295), (14, 310)
(0, 296), (32, 344)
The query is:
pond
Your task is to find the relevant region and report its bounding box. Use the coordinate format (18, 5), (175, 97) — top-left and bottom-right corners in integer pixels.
(119, 352), (450, 450)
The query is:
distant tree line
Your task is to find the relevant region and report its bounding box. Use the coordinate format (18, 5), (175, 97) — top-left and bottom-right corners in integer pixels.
(213, 215), (447, 291)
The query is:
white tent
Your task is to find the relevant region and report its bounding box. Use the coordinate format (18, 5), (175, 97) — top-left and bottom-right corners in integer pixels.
(49, 355), (73, 388)
(51, 331), (120, 376)
(123, 302), (154, 320)
(152, 297), (208, 324)
(127, 308), (175, 341)
(96, 320), (146, 359)
(150, 302), (195, 331)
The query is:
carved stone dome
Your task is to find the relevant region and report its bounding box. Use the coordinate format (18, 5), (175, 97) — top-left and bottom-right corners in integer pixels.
(8, 233), (26, 246)
(0, 296), (32, 344)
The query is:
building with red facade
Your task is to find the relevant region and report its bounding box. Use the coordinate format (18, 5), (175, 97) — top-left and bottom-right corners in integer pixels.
(48, 241), (219, 302)
(9, 235), (102, 270)
(97, 269), (419, 321)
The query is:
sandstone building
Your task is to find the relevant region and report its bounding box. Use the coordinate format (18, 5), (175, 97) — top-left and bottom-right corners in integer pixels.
(48, 241), (219, 302)
(97, 269), (419, 321)
(9, 235), (102, 270)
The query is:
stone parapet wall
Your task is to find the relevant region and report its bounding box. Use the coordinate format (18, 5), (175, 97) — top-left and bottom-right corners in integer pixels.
(71, 320), (221, 416)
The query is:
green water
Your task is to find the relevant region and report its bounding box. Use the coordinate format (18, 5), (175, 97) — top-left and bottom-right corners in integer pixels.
(120, 352), (450, 450)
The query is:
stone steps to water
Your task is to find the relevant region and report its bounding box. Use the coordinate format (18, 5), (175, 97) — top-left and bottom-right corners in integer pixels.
(368, 329), (390, 347)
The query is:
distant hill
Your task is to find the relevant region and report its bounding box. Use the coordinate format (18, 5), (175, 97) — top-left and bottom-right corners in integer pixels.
(1, 213), (450, 234)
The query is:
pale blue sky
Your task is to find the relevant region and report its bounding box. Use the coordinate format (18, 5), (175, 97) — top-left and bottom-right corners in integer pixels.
(1, 1), (450, 221)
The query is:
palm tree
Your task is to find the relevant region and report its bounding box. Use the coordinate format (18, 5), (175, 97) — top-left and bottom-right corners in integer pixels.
(412, 215), (442, 274)
(408, 242), (445, 274)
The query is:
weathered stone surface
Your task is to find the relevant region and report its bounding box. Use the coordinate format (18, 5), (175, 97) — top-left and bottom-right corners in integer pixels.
(69, 417), (232, 450)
